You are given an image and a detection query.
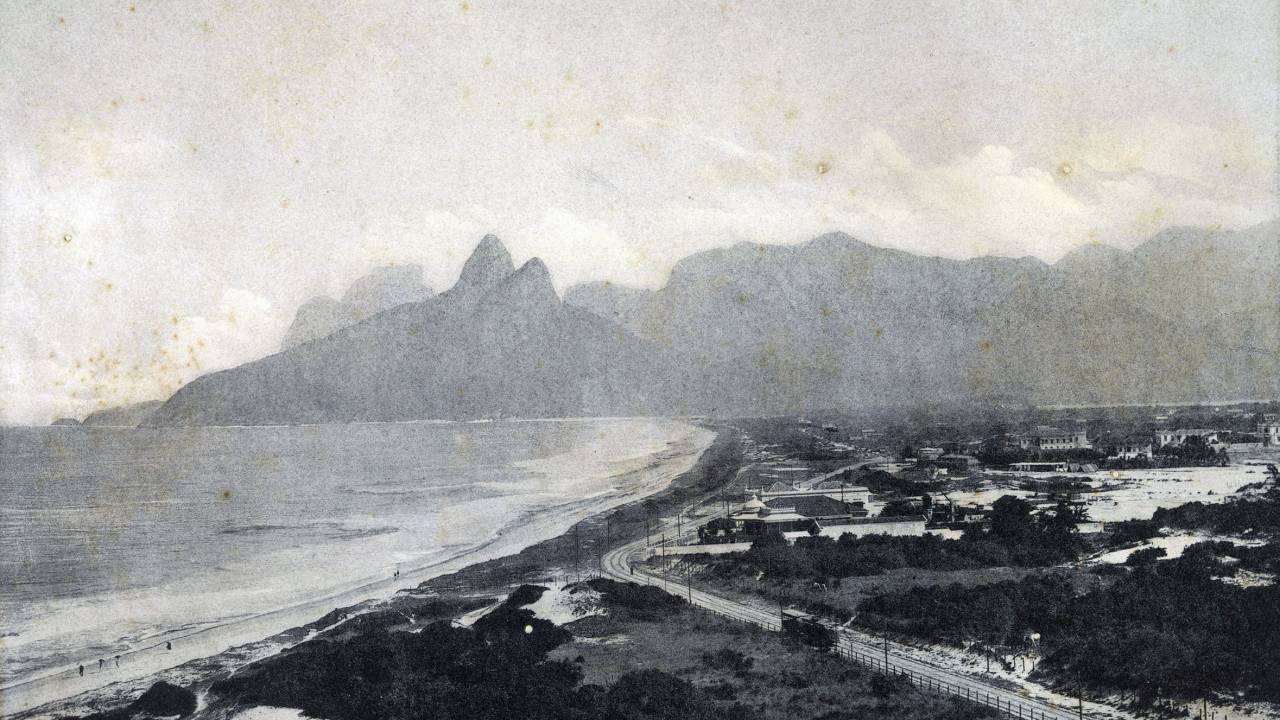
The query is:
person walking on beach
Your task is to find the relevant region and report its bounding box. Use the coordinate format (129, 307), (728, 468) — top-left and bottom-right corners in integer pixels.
(98, 658), (104, 671)
(165, 641), (172, 651)
(78, 664), (84, 677)
(115, 655), (120, 668)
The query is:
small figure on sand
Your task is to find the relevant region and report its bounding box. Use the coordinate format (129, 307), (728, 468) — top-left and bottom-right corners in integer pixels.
(98, 658), (104, 671)
(165, 641), (172, 651)
(78, 664), (84, 677)
(115, 655), (120, 667)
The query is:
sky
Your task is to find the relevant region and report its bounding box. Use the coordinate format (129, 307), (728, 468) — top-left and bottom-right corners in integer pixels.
(1, 0), (1277, 424)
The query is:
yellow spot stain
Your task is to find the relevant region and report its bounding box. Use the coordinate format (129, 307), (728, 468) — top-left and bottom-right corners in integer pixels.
(815, 161), (831, 175)
(979, 340), (992, 352)
(873, 328), (883, 338)
(1058, 162), (1073, 176)
(221, 489), (232, 501)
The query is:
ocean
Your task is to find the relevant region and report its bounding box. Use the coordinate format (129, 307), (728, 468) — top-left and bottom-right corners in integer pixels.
(0, 418), (713, 698)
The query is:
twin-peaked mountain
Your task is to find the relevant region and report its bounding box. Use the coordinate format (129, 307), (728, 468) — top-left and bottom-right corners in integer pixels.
(145, 223), (1279, 426)
(146, 236), (680, 426)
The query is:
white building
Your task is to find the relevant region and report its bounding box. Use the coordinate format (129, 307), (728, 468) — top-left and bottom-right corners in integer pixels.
(1110, 442), (1153, 460)
(1154, 429), (1220, 447)
(1259, 415), (1280, 447)
(1018, 427), (1091, 450)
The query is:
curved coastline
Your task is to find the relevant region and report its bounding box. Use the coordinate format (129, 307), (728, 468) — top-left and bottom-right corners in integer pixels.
(0, 419), (716, 719)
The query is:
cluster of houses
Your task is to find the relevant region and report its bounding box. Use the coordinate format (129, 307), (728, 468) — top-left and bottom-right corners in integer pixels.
(693, 485), (1097, 548)
(696, 481), (932, 545)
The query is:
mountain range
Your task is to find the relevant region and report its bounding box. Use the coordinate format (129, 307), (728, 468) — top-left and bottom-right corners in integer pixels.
(142, 223), (1279, 426)
(281, 265), (434, 349)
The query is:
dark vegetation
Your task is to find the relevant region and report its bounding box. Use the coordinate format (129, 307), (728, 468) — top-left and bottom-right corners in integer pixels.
(1103, 487), (1280, 551)
(564, 580), (1000, 720)
(723, 496), (1082, 584)
(202, 577), (1001, 720)
(857, 542), (1280, 705)
(1150, 489), (1280, 536)
(208, 586), (738, 720)
(79, 681), (197, 720)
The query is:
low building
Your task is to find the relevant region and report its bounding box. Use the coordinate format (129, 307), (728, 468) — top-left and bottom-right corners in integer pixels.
(937, 454), (979, 473)
(1011, 461), (1097, 473)
(789, 515), (929, 540)
(754, 481), (871, 506)
(1110, 442), (1153, 460)
(1018, 427), (1092, 450)
(1154, 428), (1220, 447)
(916, 447), (945, 461)
(1011, 461), (1069, 473)
(1259, 415), (1280, 447)
(710, 496), (815, 538)
(811, 480), (871, 506)
(764, 494), (865, 522)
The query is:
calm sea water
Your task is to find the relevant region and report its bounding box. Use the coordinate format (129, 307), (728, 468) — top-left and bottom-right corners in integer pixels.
(0, 418), (711, 684)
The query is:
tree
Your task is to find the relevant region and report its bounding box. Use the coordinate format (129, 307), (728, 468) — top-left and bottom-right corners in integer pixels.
(990, 496), (1036, 542)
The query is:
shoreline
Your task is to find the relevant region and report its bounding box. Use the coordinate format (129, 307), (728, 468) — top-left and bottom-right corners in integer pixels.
(5, 422), (736, 720)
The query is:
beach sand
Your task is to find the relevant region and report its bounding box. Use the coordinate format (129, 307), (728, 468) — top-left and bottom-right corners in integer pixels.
(6, 425), (739, 720)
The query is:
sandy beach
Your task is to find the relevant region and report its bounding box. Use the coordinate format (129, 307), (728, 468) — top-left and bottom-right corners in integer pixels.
(2, 421), (722, 719)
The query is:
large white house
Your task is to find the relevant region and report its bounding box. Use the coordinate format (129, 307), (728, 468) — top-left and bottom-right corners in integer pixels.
(1154, 428), (1220, 447)
(1018, 427), (1092, 450)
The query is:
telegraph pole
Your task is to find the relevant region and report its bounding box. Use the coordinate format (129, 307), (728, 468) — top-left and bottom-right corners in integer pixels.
(660, 532), (667, 588)
(1077, 671), (1084, 720)
(883, 634), (889, 670)
(573, 525), (581, 582)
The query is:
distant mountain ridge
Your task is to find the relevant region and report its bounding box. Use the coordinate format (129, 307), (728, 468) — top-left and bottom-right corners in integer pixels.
(281, 265), (434, 349)
(146, 223), (1279, 425)
(82, 400), (164, 427)
(566, 222), (1278, 411)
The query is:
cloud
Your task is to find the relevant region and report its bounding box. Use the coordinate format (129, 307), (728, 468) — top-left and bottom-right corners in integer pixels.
(0, 288), (285, 424)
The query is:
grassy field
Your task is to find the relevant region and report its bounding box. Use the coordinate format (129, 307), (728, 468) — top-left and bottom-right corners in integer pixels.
(552, 579), (998, 720)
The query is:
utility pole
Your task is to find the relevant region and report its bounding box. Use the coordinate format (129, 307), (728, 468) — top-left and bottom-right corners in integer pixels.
(883, 634), (889, 670)
(1077, 671), (1083, 720)
(686, 562), (692, 603)
(574, 525), (581, 582)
